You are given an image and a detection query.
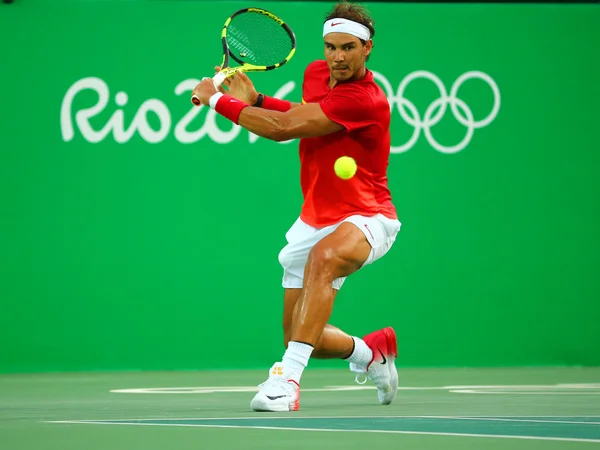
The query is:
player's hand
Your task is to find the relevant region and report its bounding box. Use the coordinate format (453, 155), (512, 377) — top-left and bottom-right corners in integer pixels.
(191, 78), (218, 106)
(216, 66), (259, 106)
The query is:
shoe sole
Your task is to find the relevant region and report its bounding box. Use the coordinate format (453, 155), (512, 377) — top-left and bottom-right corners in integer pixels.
(250, 395), (300, 412)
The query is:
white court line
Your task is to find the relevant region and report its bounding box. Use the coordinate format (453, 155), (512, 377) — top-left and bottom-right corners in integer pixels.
(45, 414), (600, 422)
(44, 420), (600, 443)
(415, 416), (600, 425)
(109, 383), (600, 394)
(451, 390), (600, 395)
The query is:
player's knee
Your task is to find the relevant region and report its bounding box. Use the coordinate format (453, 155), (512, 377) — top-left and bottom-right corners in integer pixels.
(307, 242), (361, 280)
(308, 244), (339, 271)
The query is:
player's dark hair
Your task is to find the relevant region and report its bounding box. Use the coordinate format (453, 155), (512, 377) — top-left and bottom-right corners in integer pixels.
(324, 1), (376, 59)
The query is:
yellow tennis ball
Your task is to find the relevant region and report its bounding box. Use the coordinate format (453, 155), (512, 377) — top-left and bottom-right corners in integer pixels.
(334, 156), (357, 180)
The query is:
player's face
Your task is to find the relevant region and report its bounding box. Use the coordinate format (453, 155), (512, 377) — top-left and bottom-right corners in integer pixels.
(324, 33), (372, 82)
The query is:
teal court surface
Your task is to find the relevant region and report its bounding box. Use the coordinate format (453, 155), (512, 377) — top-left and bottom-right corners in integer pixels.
(1, 367), (600, 449)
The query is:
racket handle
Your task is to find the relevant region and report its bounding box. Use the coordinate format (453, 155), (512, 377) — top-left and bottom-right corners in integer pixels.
(213, 71), (227, 88)
(191, 73), (228, 106)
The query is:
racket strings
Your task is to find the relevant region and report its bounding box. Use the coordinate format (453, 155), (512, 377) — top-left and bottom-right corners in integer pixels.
(227, 12), (293, 66)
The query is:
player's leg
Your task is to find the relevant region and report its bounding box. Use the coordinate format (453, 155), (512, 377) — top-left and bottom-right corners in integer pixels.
(276, 223), (376, 389)
(277, 219), (358, 357)
(251, 225), (367, 413)
(290, 221), (370, 343)
(283, 288), (354, 359)
(251, 214), (400, 411)
(283, 215), (401, 406)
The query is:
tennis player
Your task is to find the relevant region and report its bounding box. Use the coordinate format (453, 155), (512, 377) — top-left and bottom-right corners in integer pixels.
(192, 1), (401, 412)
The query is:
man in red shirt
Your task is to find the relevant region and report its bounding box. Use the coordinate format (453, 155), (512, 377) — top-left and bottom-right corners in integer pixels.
(192, 1), (401, 412)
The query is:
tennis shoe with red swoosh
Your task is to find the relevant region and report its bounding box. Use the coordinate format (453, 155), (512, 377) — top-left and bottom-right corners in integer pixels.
(350, 327), (399, 405)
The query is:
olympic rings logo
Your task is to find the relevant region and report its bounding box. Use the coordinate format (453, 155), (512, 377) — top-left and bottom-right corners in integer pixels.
(373, 70), (501, 154)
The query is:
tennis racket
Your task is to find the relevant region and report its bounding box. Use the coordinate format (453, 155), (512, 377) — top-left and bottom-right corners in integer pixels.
(191, 7), (296, 106)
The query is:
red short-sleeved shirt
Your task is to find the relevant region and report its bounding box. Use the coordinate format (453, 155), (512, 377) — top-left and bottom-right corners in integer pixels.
(298, 60), (397, 228)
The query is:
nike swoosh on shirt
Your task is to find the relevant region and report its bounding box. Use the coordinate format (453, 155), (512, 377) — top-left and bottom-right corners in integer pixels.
(266, 395), (287, 400)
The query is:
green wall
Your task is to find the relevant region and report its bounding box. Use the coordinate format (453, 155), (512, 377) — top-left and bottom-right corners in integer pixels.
(0, 1), (599, 372)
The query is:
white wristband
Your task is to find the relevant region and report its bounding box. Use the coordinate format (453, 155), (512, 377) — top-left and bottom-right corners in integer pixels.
(209, 92), (224, 109)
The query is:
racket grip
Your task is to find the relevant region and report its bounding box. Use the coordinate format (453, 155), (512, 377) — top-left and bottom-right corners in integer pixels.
(191, 73), (228, 106)
(191, 76), (219, 106)
(213, 71), (227, 88)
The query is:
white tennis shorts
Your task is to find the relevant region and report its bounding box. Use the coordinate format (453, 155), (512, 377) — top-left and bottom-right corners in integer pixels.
(278, 214), (401, 290)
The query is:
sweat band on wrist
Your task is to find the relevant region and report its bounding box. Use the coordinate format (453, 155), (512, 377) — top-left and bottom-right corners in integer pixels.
(209, 92), (224, 109)
(261, 95), (292, 112)
(212, 93), (249, 125)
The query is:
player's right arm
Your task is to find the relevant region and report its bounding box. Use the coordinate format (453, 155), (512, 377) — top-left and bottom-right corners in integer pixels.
(237, 102), (344, 141)
(191, 69), (368, 141)
(236, 83), (369, 141)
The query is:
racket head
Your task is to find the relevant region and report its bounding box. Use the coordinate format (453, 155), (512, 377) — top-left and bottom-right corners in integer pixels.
(220, 7), (296, 72)
(191, 7), (296, 105)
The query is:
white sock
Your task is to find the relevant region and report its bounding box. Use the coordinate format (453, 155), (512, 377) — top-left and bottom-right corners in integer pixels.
(345, 336), (373, 370)
(281, 341), (313, 384)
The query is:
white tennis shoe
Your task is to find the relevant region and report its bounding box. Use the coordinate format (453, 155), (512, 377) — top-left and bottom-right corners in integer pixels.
(250, 363), (300, 412)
